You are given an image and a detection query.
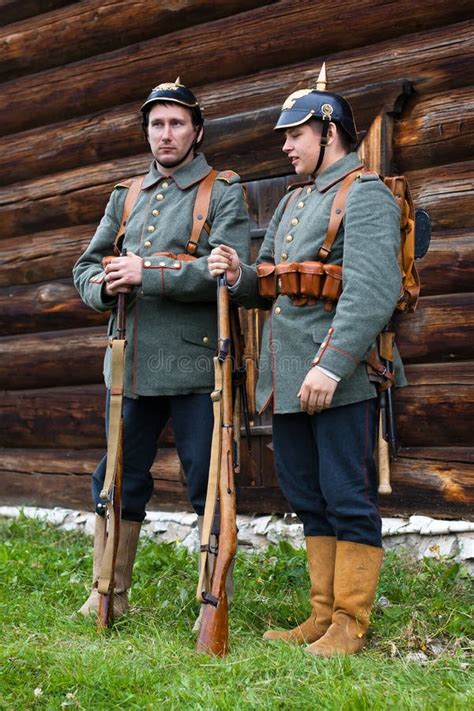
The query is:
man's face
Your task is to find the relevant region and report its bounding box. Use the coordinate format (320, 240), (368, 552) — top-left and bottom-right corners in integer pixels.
(147, 103), (201, 170)
(281, 121), (322, 176)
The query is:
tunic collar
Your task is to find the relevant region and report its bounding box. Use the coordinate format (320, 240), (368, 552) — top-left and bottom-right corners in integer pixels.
(315, 152), (363, 193)
(141, 153), (213, 190)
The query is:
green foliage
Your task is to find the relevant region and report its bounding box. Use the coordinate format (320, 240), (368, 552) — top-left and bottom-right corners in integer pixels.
(0, 516), (472, 710)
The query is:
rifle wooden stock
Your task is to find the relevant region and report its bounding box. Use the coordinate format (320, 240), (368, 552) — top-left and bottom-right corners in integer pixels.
(96, 259), (127, 630)
(196, 278), (238, 656)
(377, 406), (392, 495)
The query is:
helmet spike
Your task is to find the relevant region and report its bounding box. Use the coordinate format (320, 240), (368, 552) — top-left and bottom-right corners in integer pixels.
(316, 62), (327, 92)
(175, 76), (181, 85)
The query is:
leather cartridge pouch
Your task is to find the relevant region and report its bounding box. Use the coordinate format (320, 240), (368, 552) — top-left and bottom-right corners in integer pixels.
(275, 262), (300, 296)
(256, 262), (277, 299)
(321, 264), (343, 311)
(299, 261), (325, 298)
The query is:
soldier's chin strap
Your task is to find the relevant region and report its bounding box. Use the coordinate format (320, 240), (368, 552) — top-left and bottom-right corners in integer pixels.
(312, 117), (330, 177)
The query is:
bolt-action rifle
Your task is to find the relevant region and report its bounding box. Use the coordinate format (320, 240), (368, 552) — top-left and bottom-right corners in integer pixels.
(96, 248), (128, 629)
(376, 208), (431, 494)
(196, 275), (239, 656)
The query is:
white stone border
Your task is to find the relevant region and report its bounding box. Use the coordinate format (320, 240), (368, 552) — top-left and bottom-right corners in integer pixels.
(1, 506), (472, 571)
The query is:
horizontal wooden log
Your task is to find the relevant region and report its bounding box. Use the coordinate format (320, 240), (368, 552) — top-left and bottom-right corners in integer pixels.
(0, 279), (107, 335)
(0, 447), (471, 517)
(0, 224), (94, 287)
(406, 160), (474, 230)
(0, 82), (405, 186)
(0, 327), (106, 389)
(397, 362), (474, 447)
(1, 366), (472, 449)
(2, 153), (473, 242)
(0, 0), (73, 27)
(0, 288), (474, 390)
(396, 292), (474, 362)
(0, 0), (272, 82)
(394, 86), (474, 172)
(416, 230), (474, 296)
(0, 1), (471, 137)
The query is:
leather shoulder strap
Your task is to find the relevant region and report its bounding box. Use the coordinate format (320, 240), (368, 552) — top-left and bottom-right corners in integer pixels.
(113, 175), (146, 253)
(318, 168), (362, 261)
(186, 169), (219, 255)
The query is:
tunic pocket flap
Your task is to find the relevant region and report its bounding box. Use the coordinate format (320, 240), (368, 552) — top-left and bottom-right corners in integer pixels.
(312, 324), (330, 344)
(181, 326), (217, 351)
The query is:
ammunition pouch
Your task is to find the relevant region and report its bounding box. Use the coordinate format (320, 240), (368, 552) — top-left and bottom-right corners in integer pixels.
(257, 260), (342, 310)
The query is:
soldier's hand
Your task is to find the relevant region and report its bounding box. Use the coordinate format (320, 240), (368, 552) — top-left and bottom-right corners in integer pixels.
(208, 245), (241, 285)
(298, 368), (338, 415)
(104, 252), (143, 293)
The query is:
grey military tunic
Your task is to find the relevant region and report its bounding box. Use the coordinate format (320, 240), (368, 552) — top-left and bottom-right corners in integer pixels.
(233, 152), (406, 414)
(73, 154), (250, 397)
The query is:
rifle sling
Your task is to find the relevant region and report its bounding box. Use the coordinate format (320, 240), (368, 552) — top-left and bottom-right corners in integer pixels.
(197, 357), (223, 602)
(97, 338), (126, 596)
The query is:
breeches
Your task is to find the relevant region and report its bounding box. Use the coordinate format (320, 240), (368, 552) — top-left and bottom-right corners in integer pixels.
(92, 392), (213, 522)
(272, 398), (382, 547)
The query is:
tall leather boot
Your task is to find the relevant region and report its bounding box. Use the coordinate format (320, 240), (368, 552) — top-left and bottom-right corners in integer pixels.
(306, 540), (384, 656)
(263, 536), (336, 644)
(193, 515), (235, 633)
(79, 515), (141, 619)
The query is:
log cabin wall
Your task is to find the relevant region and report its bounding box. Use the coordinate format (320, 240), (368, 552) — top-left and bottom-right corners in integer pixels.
(0, 1), (472, 518)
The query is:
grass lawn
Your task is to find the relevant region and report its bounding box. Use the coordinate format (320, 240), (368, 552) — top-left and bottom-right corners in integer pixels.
(0, 515), (472, 710)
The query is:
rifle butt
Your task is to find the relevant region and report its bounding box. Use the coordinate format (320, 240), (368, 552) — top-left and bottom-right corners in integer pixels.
(377, 414), (392, 495)
(97, 591), (113, 630)
(196, 593), (229, 656)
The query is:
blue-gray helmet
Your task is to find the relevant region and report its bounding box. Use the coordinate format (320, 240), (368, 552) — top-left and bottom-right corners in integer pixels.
(140, 78), (204, 129)
(274, 88), (357, 143)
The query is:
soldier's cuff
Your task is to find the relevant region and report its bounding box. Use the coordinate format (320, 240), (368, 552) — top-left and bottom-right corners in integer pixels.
(87, 272), (117, 311)
(311, 328), (359, 380)
(141, 255), (182, 297)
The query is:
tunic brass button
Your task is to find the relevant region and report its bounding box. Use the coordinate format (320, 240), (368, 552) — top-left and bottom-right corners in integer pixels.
(202, 336), (209, 344)
(297, 201), (305, 208)
(162, 181), (169, 188)
(144, 240), (151, 248)
(147, 225), (155, 233)
(275, 306), (281, 315)
(291, 218), (299, 226)
(174, 262), (180, 268)
(281, 252), (288, 261)
(306, 187), (312, 194)
(144, 260), (151, 267)
(156, 194), (164, 201)
(152, 209), (160, 217)
(286, 235), (293, 242)
(159, 261), (166, 267)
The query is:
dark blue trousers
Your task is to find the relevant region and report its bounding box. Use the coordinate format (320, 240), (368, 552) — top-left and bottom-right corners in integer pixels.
(92, 392), (213, 522)
(272, 398), (382, 547)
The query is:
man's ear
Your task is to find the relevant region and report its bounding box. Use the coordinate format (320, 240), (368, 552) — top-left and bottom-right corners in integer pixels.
(196, 125), (204, 144)
(325, 122), (338, 146)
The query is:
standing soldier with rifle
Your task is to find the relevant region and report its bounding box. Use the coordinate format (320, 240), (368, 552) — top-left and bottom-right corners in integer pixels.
(73, 79), (250, 622)
(208, 66), (406, 656)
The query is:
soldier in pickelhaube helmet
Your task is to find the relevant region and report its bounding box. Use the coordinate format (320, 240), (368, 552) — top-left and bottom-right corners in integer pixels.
(209, 65), (405, 656)
(74, 79), (250, 623)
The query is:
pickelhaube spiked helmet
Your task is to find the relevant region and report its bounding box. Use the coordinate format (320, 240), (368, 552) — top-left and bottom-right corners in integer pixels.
(274, 63), (357, 142)
(140, 77), (204, 126)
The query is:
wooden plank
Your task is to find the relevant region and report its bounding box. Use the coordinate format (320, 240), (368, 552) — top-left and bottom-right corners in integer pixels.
(1, 448), (472, 518)
(0, 0), (74, 27)
(395, 292), (474, 362)
(0, 0), (470, 137)
(394, 86), (474, 172)
(0, 224), (94, 287)
(396, 363), (474, 448)
(0, 0), (273, 81)
(1, 368), (472, 449)
(0, 279), (106, 335)
(0, 82), (408, 186)
(416, 229), (474, 296)
(406, 160), (474, 230)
